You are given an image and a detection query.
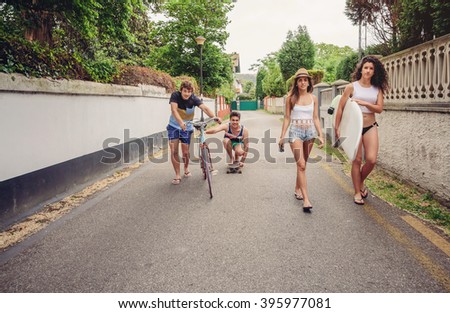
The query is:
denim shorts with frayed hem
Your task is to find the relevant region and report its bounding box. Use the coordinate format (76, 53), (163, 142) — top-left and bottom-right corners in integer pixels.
(288, 125), (316, 142)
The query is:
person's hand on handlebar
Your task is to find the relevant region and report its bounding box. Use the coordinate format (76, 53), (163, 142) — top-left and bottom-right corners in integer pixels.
(214, 116), (222, 124)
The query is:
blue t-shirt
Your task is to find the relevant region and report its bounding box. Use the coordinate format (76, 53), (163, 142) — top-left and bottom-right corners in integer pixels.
(168, 91), (202, 131)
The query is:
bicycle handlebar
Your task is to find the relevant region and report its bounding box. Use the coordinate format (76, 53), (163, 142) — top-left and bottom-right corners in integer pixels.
(187, 118), (217, 129)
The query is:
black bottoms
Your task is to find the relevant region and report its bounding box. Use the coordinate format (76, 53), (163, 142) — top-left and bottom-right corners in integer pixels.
(362, 122), (379, 136)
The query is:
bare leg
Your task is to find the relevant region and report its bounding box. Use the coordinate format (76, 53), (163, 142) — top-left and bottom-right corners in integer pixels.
(290, 140), (312, 208)
(352, 141), (364, 203)
(223, 138), (233, 164)
(181, 143), (190, 175)
(302, 139), (315, 207)
(234, 144), (245, 166)
(303, 139), (314, 163)
(292, 141), (303, 198)
(360, 126), (379, 189)
(169, 139), (181, 180)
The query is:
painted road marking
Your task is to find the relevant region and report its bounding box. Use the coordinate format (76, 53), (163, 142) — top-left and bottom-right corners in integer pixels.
(321, 162), (450, 291)
(402, 215), (450, 257)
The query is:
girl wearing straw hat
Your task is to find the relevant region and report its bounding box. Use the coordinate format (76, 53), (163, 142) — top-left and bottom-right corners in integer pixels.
(279, 68), (324, 212)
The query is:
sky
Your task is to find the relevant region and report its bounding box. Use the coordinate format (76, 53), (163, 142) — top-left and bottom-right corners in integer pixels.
(225, 0), (366, 73)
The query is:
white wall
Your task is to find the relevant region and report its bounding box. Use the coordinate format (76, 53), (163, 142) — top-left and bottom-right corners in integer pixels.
(0, 73), (214, 181)
(265, 97), (285, 114)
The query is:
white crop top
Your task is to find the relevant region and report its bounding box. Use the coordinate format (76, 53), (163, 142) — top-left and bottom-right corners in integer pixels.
(291, 95), (314, 120)
(352, 81), (379, 114)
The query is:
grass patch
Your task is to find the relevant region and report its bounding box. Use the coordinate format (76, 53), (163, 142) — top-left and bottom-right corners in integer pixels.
(322, 141), (450, 235)
(366, 169), (449, 234)
(321, 139), (347, 163)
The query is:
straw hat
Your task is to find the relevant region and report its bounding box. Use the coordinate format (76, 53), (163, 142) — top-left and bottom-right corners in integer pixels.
(295, 68), (311, 78)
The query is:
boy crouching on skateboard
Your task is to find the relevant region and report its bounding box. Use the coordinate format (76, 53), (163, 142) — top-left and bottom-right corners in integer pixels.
(206, 111), (249, 168)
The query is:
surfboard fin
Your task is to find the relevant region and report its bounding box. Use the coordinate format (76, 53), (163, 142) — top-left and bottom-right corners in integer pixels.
(333, 139), (340, 148)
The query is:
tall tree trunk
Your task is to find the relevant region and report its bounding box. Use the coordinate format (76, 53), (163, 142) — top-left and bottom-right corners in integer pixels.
(22, 0), (54, 45)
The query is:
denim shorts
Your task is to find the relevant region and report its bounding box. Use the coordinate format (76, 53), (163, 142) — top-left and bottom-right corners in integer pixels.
(288, 125), (316, 142)
(167, 124), (193, 144)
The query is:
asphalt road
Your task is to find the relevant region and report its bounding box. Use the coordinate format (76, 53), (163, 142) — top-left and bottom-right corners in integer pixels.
(0, 110), (449, 292)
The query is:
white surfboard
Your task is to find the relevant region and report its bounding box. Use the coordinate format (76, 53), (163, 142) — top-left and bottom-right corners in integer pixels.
(330, 95), (363, 161)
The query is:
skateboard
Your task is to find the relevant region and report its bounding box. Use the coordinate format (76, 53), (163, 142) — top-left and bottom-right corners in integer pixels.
(226, 162), (242, 174)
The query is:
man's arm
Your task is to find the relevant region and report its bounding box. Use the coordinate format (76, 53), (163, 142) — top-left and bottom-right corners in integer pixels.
(170, 102), (187, 131)
(241, 128), (249, 163)
(206, 124), (227, 135)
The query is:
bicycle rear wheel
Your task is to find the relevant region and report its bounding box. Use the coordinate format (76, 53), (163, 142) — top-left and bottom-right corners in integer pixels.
(201, 146), (213, 198)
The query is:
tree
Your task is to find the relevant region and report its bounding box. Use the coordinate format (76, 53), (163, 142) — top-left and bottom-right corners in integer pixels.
(255, 67), (267, 100)
(237, 80), (255, 100)
(262, 58), (286, 97)
(277, 25), (315, 81)
(314, 43), (354, 82)
(0, 0), (158, 80)
(345, 0), (450, 53)
(345, 0), (401, 54)
(431, 0), (450, 38)
(398, 0), (450, 49)
(0, 0), (239, 90)
(147, 0), (234, 95)
(1, 0), (67, 44)
(216, 81), (235, 103)
(335, 52), (359, 82)
(0, 0), (157, 46)
(243, 81), (255, 94)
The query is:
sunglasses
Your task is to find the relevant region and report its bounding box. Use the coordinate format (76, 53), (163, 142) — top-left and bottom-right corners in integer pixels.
(362, 56), (377, 62)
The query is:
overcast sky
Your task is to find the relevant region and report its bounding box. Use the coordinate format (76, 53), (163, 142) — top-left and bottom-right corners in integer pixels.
(225, 0), (365, 73)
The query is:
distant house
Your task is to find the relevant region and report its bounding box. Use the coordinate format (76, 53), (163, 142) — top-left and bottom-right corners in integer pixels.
(233, 78), (243, 94)
(230, 52), (240, 73)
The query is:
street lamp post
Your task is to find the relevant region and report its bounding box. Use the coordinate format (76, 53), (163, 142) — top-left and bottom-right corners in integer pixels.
(195, 36), (206, 120)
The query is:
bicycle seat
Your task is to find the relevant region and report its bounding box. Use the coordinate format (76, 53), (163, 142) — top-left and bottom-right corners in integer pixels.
(192, 122), (206, 130)
(191, 120), (207, 129)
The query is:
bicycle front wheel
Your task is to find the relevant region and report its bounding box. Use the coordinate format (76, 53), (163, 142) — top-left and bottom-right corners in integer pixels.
(201, 146), (213, 199)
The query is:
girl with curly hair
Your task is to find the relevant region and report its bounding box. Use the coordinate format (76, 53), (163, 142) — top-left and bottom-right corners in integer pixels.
(334, 56), (388, 205)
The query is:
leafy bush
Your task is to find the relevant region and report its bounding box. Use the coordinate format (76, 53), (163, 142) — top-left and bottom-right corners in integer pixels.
(237, 93), (254, 101)
(308, 70), (324, 85)
(83, 56), (118, 83)
(336, 52), (359, 81)
(216, 82), (235, 104)
(113, 65), (176, 92)
(173, 76), (199, 93)
(262, 61), (286, 97)
(0, 34), (88, 79)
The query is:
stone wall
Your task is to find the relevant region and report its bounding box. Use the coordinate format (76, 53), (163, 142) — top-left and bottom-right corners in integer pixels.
(377, 110), (449, 204)
(379, 34), (450, 205)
